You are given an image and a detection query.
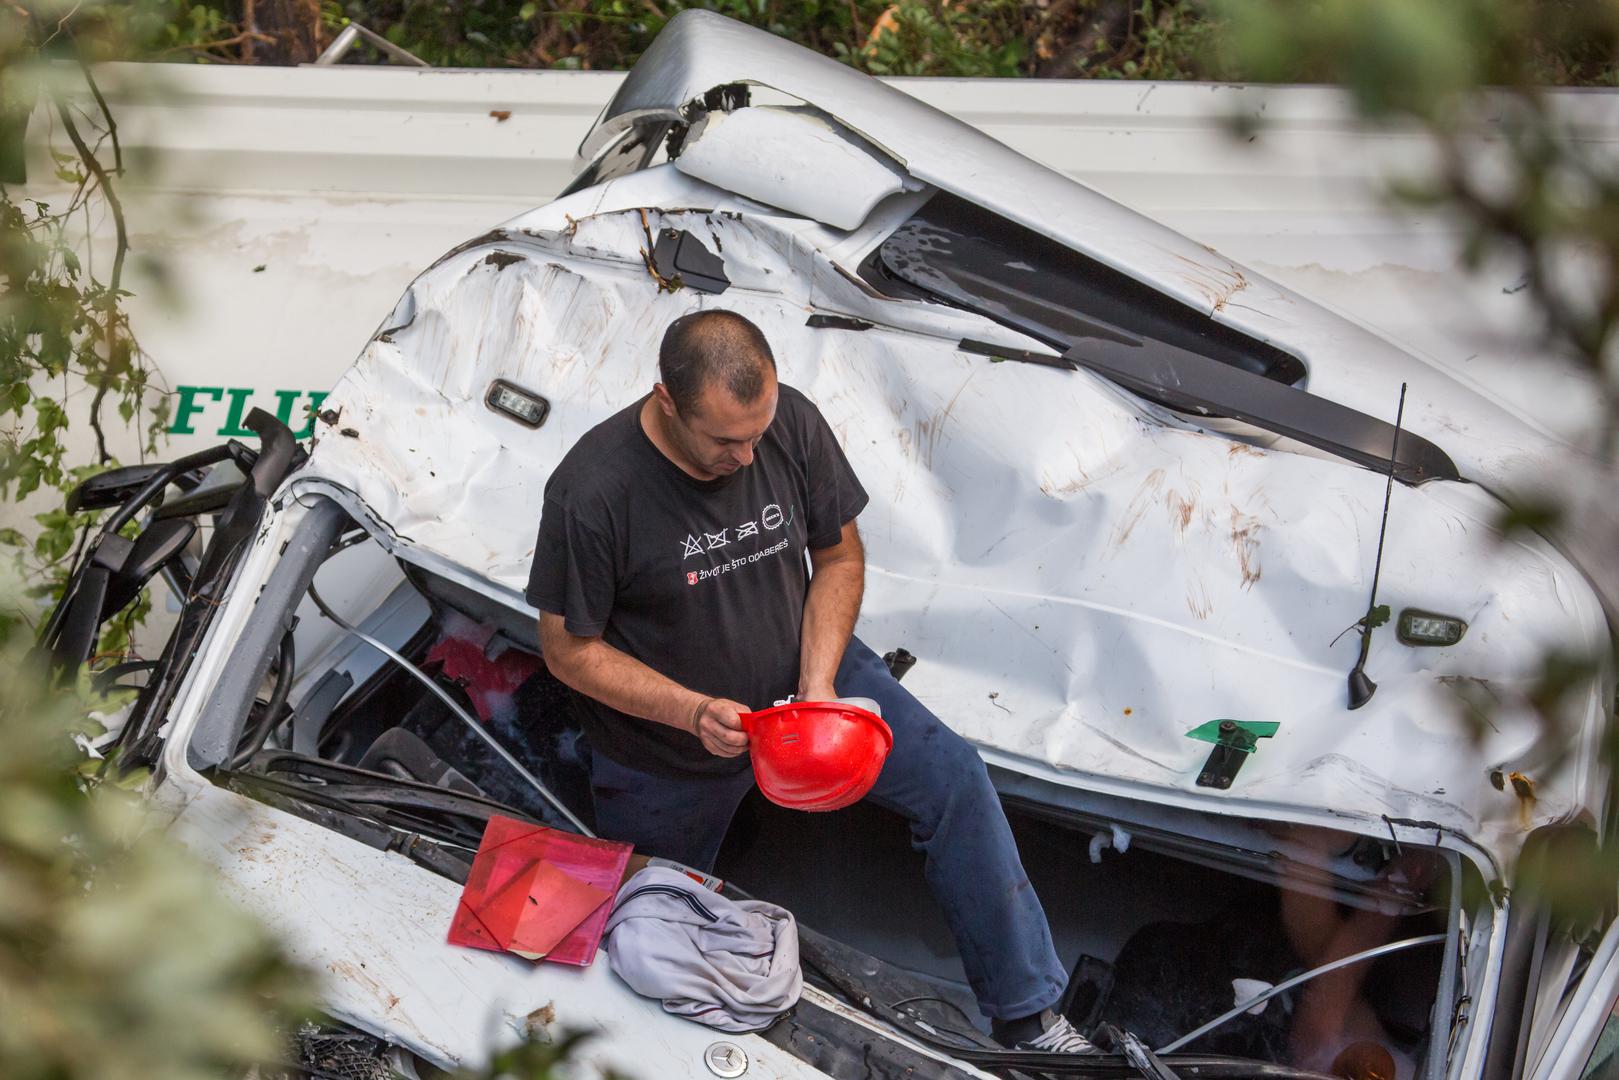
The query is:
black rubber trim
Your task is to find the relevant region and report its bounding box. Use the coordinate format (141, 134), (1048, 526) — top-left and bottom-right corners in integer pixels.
(806, 314), (875, 332)
(873, 192), (1459, 485)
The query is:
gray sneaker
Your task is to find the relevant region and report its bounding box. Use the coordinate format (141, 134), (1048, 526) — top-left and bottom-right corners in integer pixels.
(1014, 1010), (1098, 1054)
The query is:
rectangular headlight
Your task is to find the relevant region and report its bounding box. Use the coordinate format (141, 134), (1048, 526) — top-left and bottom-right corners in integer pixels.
(1397, 608), (1467, 647)
(485, 379), (550, 428)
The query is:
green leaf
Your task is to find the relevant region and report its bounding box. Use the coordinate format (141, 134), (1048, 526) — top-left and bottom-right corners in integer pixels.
(15, 458), (41, 499)
(1366, 604), (1392, 630)
(34, 522), (74, 562)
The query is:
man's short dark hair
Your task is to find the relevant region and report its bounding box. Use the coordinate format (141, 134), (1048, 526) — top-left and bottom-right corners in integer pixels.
(658, 310), (777, 416)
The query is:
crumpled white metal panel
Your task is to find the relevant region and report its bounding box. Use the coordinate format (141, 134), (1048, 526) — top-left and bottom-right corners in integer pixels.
(576, 10), (1587, 502)
(305, 199), (1610, 873)
(674, 106), (917, 230)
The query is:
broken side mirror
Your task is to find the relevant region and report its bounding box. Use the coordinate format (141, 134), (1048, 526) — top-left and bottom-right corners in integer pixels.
(45, 517), (199, 683)
(67, 463), (166, 513)
(99, 518), (197, 620)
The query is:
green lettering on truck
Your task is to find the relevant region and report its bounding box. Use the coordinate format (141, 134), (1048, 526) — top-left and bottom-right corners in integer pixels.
(169, 386), (223, 435)
(167, 386), (330, 440)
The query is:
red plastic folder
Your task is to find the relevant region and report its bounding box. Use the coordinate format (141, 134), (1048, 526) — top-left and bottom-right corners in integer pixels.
(448, 815), (632, 966)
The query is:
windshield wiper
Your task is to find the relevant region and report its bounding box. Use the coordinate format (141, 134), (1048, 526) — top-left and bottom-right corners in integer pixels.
(228, 770), (475, 883)
(234, 750), (545, 847)
(1095, 1026), (1182, 1080)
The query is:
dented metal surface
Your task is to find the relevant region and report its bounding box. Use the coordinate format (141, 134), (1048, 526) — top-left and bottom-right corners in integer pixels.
(579, 10), (1585, 500)
(304, 175), (1610, 875)
(673, 105), (921, 231)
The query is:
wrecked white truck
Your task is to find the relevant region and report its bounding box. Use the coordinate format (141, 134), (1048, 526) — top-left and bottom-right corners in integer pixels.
(39, 10), (1619, 1079)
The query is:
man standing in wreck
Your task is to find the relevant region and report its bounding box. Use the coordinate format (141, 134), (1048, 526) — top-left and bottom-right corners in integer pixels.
(528, 308), (1089, 1053)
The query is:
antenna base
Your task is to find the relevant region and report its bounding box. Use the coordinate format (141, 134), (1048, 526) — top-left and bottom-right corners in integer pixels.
(1348, 667), (1377, 710)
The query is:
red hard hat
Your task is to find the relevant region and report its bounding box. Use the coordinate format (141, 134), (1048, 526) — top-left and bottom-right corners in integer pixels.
(741, 700), (893, 812)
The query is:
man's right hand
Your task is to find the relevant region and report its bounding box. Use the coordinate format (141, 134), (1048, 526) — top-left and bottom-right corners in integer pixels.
(693, 697), (751, 758)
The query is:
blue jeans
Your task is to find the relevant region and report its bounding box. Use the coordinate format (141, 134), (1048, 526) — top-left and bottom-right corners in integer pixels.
(586, 636), (1068, 1020)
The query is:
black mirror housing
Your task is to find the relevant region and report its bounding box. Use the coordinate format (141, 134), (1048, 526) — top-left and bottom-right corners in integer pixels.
(67, 463), (166, 513)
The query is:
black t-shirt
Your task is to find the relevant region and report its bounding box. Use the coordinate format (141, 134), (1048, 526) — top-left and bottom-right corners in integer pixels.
(524, 385), (869, 777)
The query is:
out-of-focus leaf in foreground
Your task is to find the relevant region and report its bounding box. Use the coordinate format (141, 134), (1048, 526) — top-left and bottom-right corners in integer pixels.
(0, 571), (312, 1080)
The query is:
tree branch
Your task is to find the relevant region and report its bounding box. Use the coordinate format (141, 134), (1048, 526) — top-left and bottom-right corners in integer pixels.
(50, 86), (127, 465)
(159, 30), (276, 58)
(80, 63), (121, 176)
(241, 0), (257, 63)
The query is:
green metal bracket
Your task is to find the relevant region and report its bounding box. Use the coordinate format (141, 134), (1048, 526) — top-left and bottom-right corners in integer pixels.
(1186, 719), (1279, 789)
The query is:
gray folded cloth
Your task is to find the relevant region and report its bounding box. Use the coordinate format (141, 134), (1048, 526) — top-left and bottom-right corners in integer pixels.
(605, 866), (803, 1032)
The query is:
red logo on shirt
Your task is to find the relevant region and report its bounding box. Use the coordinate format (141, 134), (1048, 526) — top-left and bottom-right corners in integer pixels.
(687, 571), (698, 585)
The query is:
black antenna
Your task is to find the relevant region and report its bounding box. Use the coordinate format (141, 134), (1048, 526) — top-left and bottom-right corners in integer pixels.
(1348, 382), (1407, 710)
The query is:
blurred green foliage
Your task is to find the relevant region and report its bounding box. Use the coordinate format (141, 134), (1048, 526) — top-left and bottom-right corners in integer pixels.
(121, 0), (1619, 85)
(0, 574), (314, 1080)
(1218, 0), (1619, 101)
(3, 11), (319, 1080)
(2, 1), (172, 650)
(458, 1029), (622, 1080)
(124, 0), (1235, 77)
